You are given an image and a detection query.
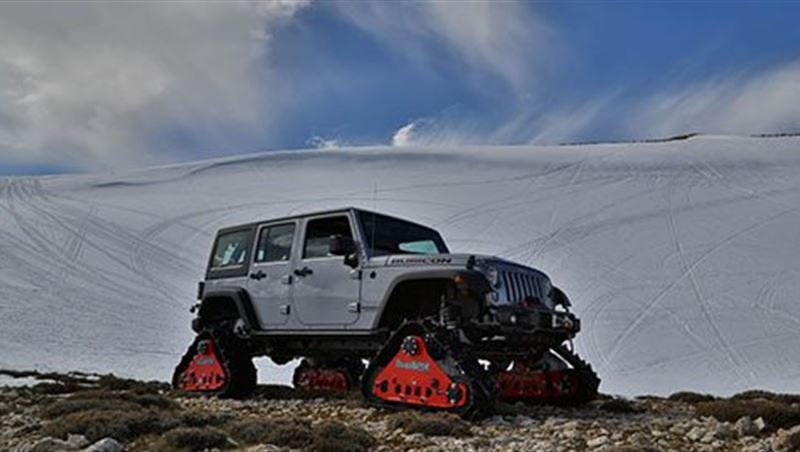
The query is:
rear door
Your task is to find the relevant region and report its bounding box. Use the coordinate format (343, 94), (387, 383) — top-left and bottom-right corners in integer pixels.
(247, 221), (297, 327)
(292, 214), (361, 327)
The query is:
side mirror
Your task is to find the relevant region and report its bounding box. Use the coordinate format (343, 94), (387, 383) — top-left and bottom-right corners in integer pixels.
(329, 234), (357, 256)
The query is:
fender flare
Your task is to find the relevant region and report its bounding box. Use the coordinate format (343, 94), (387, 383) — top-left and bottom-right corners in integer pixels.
(196, 287), (260, 332)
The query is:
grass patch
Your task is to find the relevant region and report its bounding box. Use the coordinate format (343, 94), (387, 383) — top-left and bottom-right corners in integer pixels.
(387, 411), (471, 437)
(159, 427), (230, 451)
(311, 421), (376, 452)
(668, 391), (718, 404)
(225, 418), (313, 448)
(695, 399), (800, 430)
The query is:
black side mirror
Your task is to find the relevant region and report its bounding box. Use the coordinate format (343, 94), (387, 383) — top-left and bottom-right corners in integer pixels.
(329, 234), (357, 256)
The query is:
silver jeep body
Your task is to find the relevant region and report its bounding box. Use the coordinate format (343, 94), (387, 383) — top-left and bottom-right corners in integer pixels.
(197, 207), (577, 359)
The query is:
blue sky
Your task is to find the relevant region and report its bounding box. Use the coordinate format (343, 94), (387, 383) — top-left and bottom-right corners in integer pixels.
(1, 1), (800, 174)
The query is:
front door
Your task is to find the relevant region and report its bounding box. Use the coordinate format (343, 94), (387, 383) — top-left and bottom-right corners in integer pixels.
(292, 214), (361, 327)
(247, 221), (297, 327)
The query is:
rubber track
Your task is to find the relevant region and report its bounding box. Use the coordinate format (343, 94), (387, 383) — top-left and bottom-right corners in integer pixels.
(551, 344), (601, 406)
(172, 320), (256, 399)
(362, 321), (495, 420)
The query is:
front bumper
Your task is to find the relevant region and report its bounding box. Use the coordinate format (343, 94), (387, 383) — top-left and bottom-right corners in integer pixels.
(490, 306), (580, 334)
(466, 305), (580, 351)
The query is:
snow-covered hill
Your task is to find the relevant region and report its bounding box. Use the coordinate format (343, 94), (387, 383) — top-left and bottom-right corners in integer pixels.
(2, 135), (799, 396)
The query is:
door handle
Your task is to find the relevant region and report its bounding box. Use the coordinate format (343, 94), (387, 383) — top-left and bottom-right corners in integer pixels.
(293, 266), (313, 277)
(249, 270), (267, 280)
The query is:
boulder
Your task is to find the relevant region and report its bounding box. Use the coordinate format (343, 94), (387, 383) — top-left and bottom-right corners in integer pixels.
(772, 425), (800, 452)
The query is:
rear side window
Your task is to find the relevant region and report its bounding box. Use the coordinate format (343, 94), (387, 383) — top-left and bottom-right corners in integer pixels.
(303, 216), (352, 258)
(255, 223), (295, 263)
(211, 230), (251, 269)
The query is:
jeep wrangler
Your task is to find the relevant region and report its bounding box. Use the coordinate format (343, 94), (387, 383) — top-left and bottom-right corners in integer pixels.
(173, 208), (599, 418)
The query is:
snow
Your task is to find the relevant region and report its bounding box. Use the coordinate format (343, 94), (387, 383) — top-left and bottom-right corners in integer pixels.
(1, 135), (799, 396)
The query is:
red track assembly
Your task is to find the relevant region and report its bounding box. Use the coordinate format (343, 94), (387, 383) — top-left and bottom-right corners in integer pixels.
(176, 339), (227, 392)
(371, 335), (468, 409)
(294, 367), (352, 392)
(496, 361), (580, 401)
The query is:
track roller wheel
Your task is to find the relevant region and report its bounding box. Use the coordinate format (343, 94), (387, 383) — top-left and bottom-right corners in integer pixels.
(293, 358), (364, 392)
(172, 320), (256, 399)
(495, 345), (599, 406)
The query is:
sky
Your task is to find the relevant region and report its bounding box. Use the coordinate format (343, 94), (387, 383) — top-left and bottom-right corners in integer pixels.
(1, 1), (800, 174)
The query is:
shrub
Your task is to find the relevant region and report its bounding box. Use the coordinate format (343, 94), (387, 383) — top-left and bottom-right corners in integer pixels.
(69, 389), (178, 410)
(695, 399), (800, 430)
(178, 411), (234, 428)
(96, 374), (170, 393)
(732, 390), (800, 405)
(668, 391), (717, 404)
(41, 398), (143, 419)
(387, 411), (471, 437)
(225, 418), (313, 449)
(160, 427), (230, 451)
(30, 382), (84, 395)
(43, 409), (177, 442)
(41, 389), (178, 419)
(598, 398), (641, 414)
(311, 421), (376, 452)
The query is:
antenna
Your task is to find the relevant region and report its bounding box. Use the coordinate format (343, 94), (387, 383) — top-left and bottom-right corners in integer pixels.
(371, 181), (378, 254)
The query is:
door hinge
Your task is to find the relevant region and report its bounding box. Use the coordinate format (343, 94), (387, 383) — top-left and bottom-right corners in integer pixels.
(279, 304), (291, 315)
(347, 302), (361, 313)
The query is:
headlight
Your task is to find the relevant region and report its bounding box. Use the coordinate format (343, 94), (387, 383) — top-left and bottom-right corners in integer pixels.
(486, 266), (500, 288)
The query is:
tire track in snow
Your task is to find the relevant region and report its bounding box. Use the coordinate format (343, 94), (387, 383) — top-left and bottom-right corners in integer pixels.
(665, 187), (749, 384)
(604, 197), (800, 366)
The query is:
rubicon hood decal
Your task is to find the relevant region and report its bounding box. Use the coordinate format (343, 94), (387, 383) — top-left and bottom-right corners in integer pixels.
(387, 255), (454, 266)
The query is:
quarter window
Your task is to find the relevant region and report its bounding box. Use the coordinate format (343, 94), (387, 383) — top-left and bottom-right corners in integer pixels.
(255, 223), (295, 263)
(303, 216), (353, 258)
(210, 230), (251, 269)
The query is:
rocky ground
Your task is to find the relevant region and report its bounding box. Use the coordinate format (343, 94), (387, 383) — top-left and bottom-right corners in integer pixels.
(2, 370), (800, 452)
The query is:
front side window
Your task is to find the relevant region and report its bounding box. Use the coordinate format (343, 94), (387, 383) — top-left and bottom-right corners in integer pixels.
(255, 223), (295, 263)
(303, 216), (353, 258)
(359, 212), (448, 256)
(211, 230), (251, 268)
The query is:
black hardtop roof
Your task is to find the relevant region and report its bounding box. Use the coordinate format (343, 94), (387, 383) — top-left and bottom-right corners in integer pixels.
(215, 207), (436, 235)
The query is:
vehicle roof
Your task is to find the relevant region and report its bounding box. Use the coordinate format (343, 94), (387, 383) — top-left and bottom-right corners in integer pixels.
(215, 207), (435, 235)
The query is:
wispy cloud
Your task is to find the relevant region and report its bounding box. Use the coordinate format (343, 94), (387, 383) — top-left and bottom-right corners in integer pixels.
(626, 62), (800, 138)
(0, 1), (308, 170)
(332, 1), (556, 95)
(390, 61), (800, 147)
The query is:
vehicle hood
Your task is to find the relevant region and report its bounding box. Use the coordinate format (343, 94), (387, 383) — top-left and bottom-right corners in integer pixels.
(368, 253), (548, 277)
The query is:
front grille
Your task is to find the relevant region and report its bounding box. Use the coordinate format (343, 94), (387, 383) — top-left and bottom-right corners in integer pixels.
(501, 270), (542, 303)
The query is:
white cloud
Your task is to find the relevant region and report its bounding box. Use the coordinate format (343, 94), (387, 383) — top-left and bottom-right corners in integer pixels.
(391, 122), (415, 147)
(0, 1), (308, 170)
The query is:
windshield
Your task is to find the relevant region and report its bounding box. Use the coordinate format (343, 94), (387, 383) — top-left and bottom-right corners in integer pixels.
(359, 212), (449, 256)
